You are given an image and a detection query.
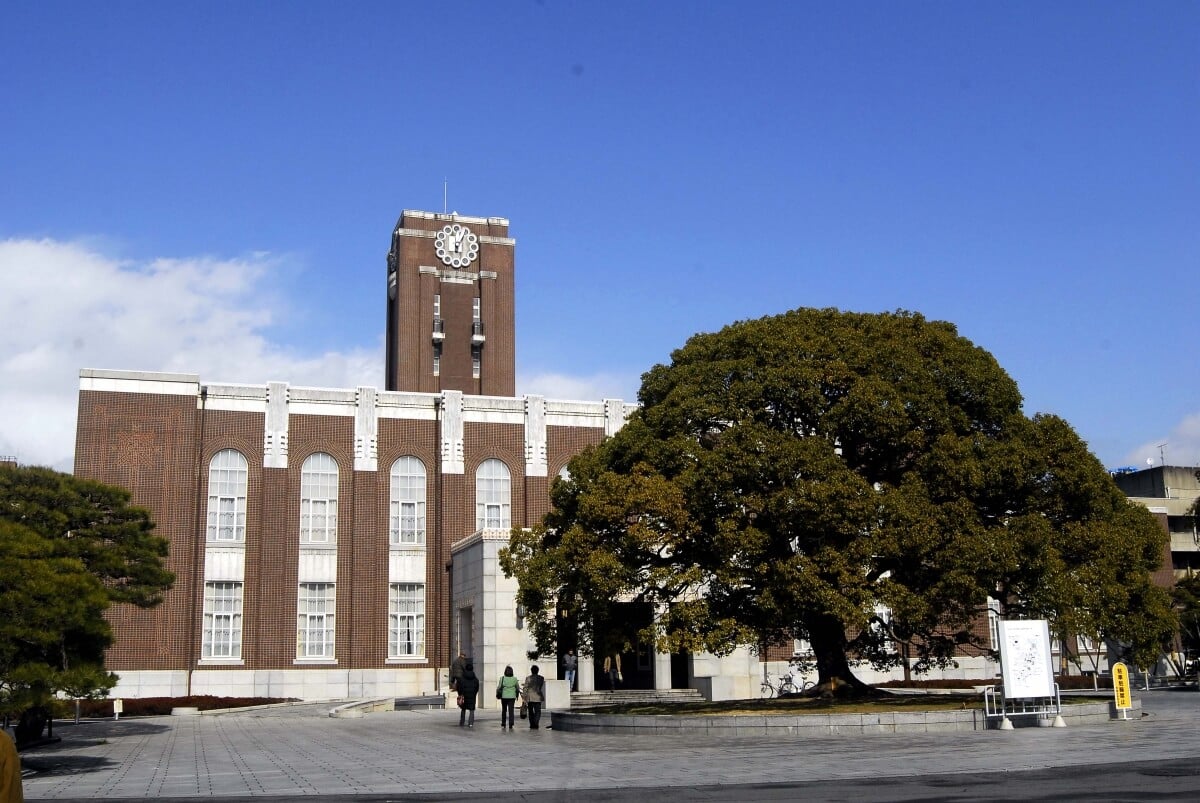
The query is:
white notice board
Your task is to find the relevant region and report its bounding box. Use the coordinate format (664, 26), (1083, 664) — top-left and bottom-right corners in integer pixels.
(997, 619), (1055, 698)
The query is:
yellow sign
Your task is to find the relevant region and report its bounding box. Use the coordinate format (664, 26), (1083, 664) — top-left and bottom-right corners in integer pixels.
(1113, 662), (1132, 710)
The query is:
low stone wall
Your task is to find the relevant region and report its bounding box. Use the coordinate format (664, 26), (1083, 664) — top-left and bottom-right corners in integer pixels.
(550, 698), (1133, 736)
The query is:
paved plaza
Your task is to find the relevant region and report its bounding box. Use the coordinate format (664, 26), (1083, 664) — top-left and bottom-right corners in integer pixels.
(17, 690), (1200, 801)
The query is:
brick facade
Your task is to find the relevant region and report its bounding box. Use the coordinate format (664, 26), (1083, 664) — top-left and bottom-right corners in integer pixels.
(74, 369), (633, 697)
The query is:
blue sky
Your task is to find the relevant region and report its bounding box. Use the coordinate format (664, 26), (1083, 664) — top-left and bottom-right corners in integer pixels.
(1, 1), (1197, 472)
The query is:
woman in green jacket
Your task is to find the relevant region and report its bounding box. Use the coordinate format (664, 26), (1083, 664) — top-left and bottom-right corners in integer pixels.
(496, 665), (521, 730)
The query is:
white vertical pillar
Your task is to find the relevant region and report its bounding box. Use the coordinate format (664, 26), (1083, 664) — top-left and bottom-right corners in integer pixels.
(577, 653), (595, 692)
(654, 649), (673, 690)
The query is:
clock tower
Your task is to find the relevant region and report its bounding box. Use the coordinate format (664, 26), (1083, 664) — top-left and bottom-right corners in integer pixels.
(385, 210), (516, 395)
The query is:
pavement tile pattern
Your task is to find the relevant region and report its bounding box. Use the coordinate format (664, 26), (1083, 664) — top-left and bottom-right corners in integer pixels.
(17, 691), (1200, 799)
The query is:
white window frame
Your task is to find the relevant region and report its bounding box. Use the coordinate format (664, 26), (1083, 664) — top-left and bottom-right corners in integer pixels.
(297, 582), (336, 658)
(202, 581), (243, 659)
(389, 583), (425, 658)
(206, 449), (247, 542)
(475, 458), (511, 530)
(300, 453), (338, 544)
(472, 296), (481, 322)
(389, 456), (426, 546)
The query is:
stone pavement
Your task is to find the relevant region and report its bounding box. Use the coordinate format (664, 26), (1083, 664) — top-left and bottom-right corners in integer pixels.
(17, 690), (1200, 800)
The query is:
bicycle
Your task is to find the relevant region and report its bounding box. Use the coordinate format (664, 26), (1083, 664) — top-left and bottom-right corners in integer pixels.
(760, 671), (801, 698)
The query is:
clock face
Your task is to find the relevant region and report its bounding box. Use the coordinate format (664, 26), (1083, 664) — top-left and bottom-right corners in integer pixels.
(434, 223), (479, 268)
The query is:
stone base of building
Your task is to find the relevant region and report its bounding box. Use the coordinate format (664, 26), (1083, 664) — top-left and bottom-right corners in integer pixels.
(108, 667), (442, 701)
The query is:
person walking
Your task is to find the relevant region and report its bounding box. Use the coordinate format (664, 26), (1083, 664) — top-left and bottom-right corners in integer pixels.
(603, 653), (622, 691)
(496, 665), (521, 729)
(522, 665), (546, 730)
(449, 650), (468, 691)
(0, 727), (22, 803)
(457, 662), (480, 728)
(563, 649), (578, 692)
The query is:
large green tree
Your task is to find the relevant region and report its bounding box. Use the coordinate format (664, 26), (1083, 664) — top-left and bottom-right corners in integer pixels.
(502, 308), (1175, 694)
(0, 465), (173, 741)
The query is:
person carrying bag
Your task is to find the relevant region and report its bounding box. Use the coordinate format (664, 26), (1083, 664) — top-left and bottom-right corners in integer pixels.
(496, 665), (521, 730)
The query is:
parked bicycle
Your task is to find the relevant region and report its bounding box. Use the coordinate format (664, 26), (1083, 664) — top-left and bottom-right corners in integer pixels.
(760, 671), (814, 698)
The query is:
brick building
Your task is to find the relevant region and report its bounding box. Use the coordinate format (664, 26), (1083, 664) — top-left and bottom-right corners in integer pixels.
(74, 210), (1001, 702)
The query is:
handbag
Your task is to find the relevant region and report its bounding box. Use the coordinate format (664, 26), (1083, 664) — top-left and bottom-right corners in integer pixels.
(495, 687), (502, 700)
(519, 701), (527, 719)
(456, 694), (465, 708)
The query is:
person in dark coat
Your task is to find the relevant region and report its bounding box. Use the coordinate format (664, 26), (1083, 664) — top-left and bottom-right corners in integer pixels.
(449, 650), (468, 691)
(522, 665), (546, 730)
(457, 663), (480, 728)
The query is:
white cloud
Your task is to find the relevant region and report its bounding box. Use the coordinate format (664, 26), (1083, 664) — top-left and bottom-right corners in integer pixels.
(0, 238), (382, 471)
(516, 370), (639, 404)
(1123, 412), (1200, 469)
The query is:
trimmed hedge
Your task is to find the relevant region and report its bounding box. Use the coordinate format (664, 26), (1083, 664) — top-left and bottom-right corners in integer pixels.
(76, 695), (298, 718)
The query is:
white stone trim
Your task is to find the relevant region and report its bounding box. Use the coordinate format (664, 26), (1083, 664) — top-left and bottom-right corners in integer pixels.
(264, 382), (289, 469)
(440, 390), (465, 474)
(298, 550), (338, 582)
(204, 548), (246, 582)
(205, 383), (268, 413)
(524, 395), (548, 477)
(354, 386), (378, 472)
(462, 395), (525, 425)
(388, 550), (427, 584)
(79, 369), (199, 397)
(377, 391), (438, 420)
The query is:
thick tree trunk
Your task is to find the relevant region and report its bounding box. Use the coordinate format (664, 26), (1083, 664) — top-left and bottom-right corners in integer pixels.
(807, 614), (879, 698)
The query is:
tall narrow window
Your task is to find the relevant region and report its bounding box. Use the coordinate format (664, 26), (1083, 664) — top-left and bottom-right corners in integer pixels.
(202, 581), (243, 658)
(389, 457), (426, 545)
(433, 342), (441, 376)
(472, 296), (481, 322)
(206, 449), (247, 542)
(433, 294), (441, 318)
(300, 453), (338, 544)
(471, 346), (481, 379)
(297, 582), (335, 658)
(389, 583), (425, 657)
(475, 459), (511, 530)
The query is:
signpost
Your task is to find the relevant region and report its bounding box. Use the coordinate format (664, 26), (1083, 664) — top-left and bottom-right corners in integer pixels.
(1112, 662), (1132, 721)
(985, 619), (1065, 729)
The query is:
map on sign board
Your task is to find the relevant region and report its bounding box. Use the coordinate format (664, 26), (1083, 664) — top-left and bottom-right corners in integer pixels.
(997, 619), (1054, 698)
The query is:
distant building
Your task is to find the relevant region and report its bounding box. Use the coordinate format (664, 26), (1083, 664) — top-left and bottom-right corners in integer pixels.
(1112, 465), (1200, 578)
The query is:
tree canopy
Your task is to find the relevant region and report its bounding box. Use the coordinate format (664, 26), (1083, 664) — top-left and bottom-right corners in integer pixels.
(0, 464), (173, 737)
(501, 308), (1175, 693)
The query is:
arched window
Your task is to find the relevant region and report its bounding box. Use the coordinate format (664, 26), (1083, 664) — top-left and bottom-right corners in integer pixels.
(206, 449), (247, 542)
(389, 456), (426, 545)
(300, 453), (339, 544)
(475, 458), (511, 530)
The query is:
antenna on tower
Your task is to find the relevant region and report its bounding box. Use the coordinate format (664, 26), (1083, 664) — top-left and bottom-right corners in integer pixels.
(443, 179), (448, 214)
(1157, 442), (1168, 467)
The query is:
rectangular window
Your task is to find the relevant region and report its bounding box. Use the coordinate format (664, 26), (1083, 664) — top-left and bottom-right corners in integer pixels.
(472, 296), (480, 322)
(202, 581), (243, 659)
(433, 343), (441, 377)
(433, 294), (441, 318)
(389, 583), (425, 658)
(472, 346), (481, 379)
(297, 583), (336, 658)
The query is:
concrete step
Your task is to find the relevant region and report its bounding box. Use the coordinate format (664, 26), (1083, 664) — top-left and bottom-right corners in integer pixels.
(569, 688), (706, 710)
